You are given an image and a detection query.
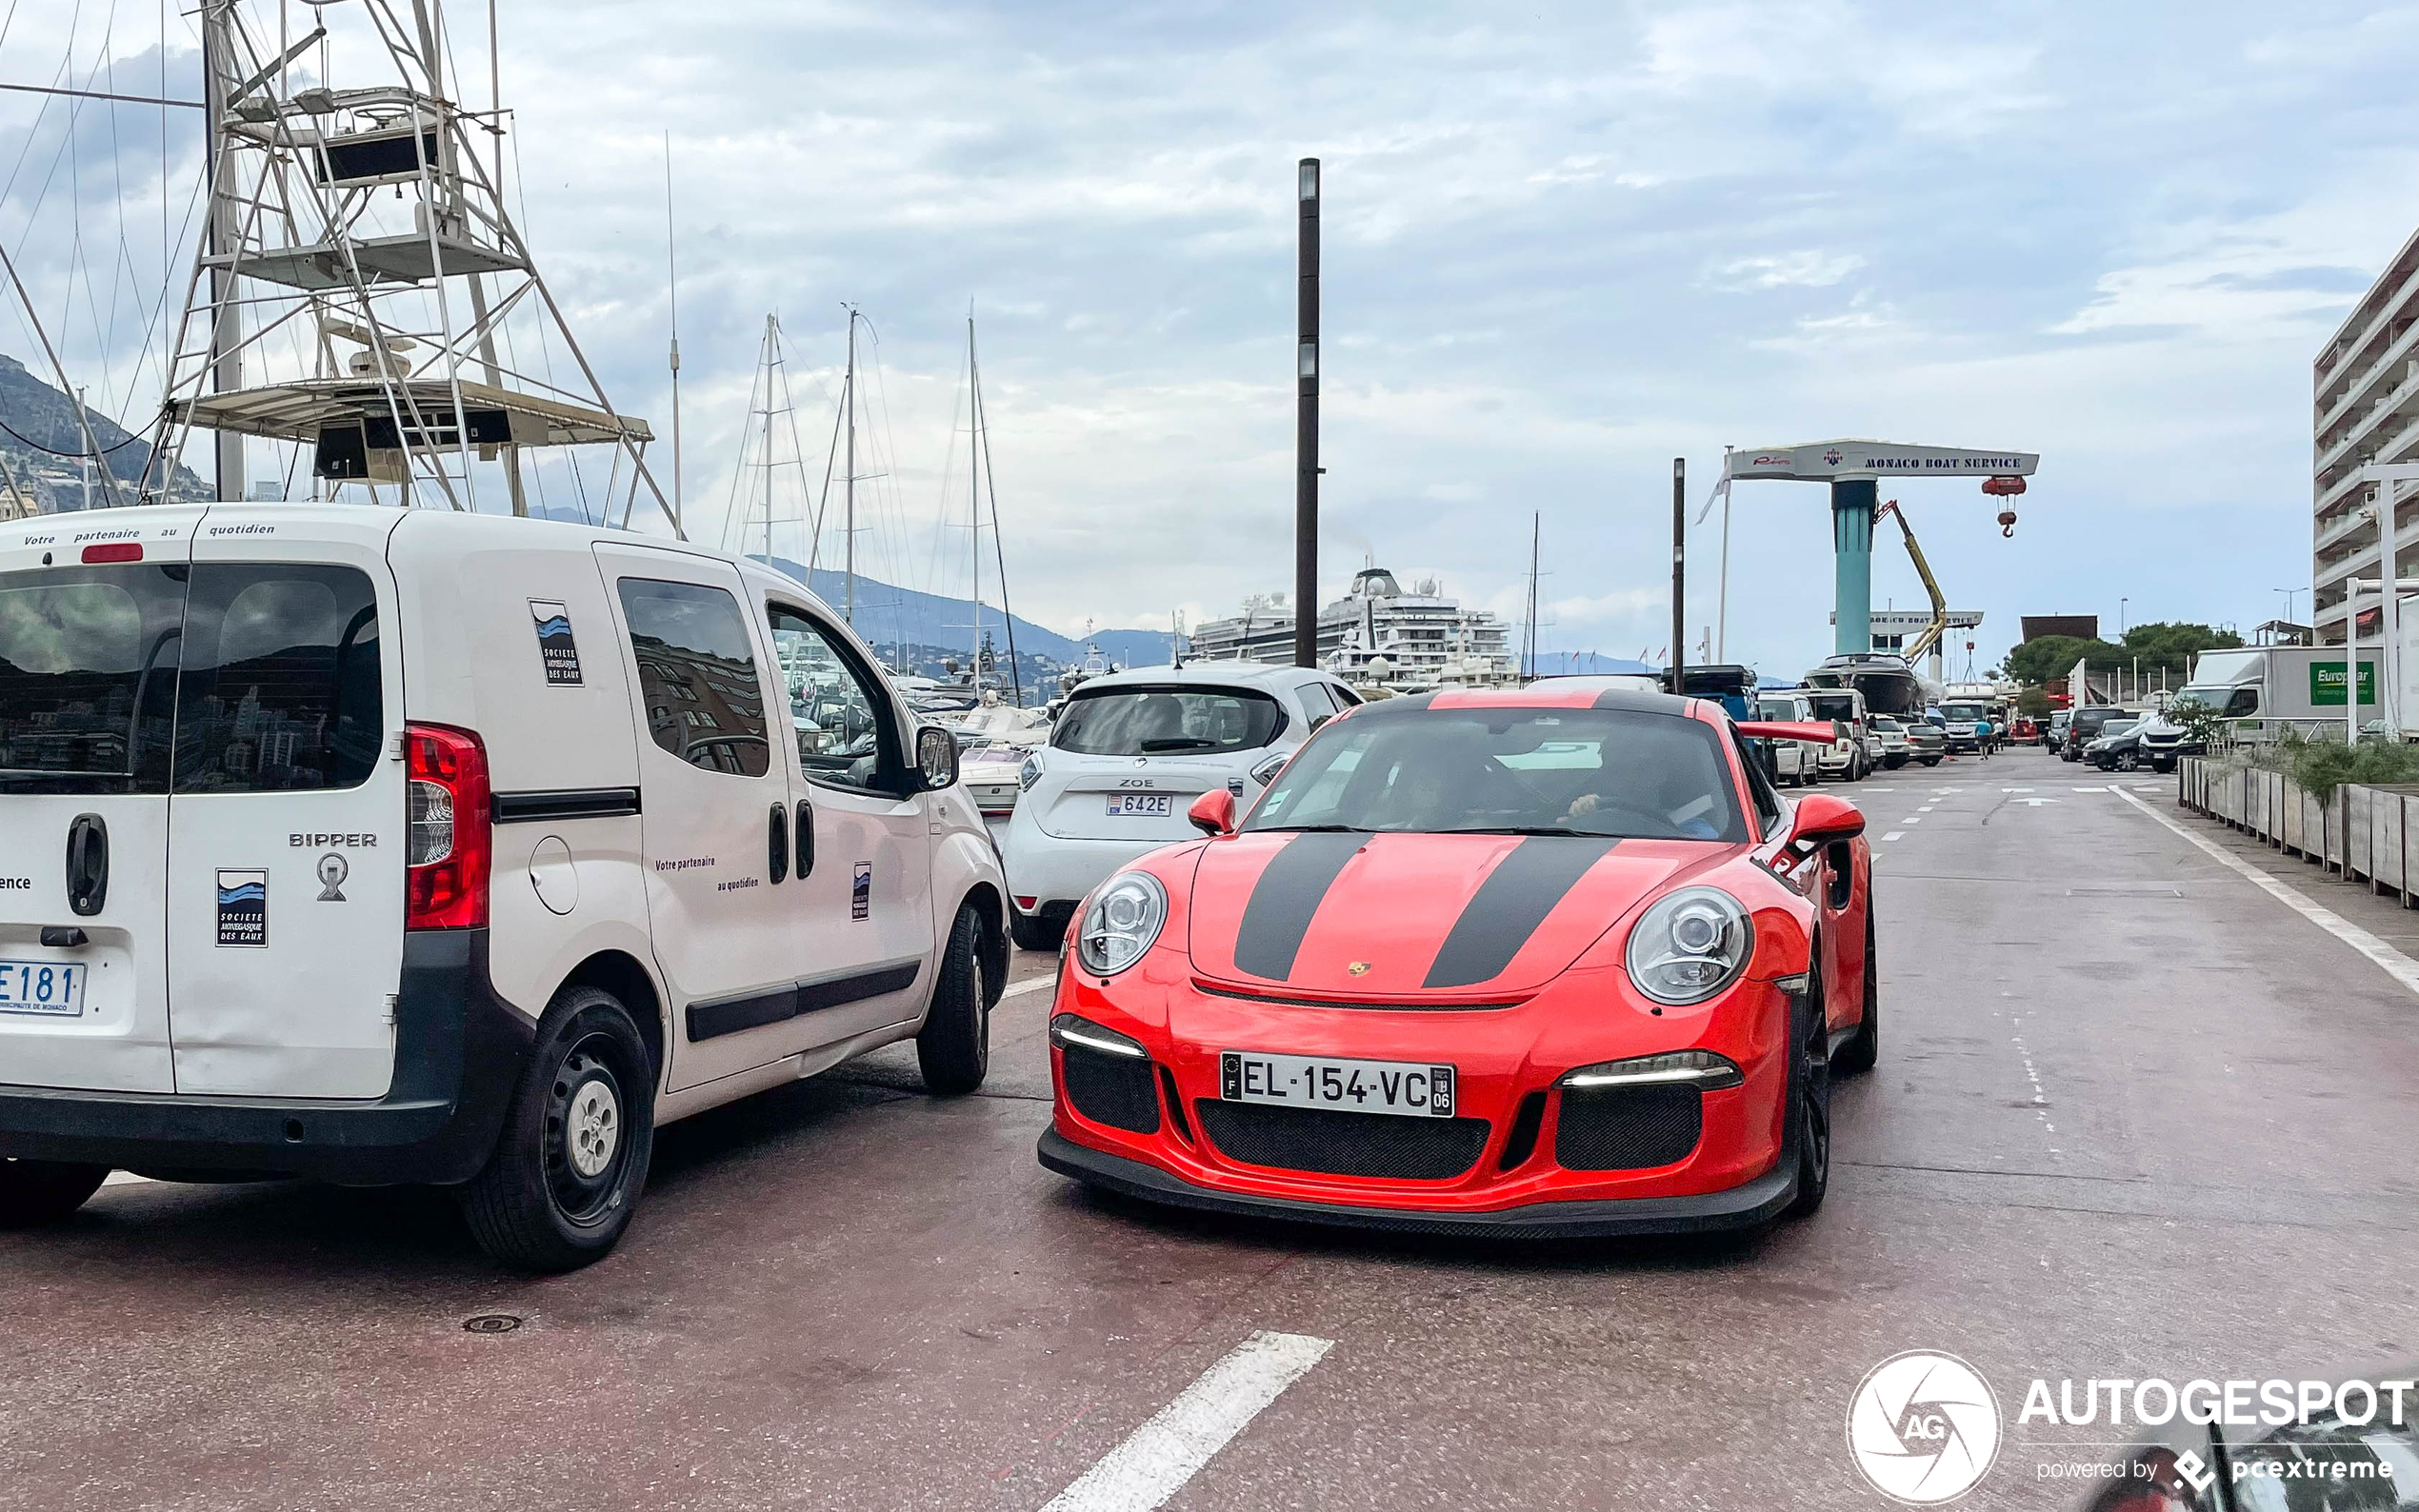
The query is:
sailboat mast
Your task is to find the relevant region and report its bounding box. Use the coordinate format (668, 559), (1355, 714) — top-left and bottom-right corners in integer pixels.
(969, 317), (982, 686)
(1525, 513), (1541, 679)
(762, 314), (775, 563)
(844, 308), (857, 626)
(201, 0), (243, 502)
(970, 320), (1023, 706)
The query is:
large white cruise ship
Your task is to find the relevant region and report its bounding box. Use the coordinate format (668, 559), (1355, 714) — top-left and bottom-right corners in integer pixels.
(1187, 567), (1515, 686)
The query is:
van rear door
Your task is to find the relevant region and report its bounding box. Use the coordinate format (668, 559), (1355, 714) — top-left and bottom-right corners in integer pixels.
(0, 511), (200, 1093)
(162, 514), (404, 1099)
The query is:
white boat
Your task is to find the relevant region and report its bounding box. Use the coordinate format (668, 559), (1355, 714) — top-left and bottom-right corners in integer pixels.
(1188, 567), (1515, 689)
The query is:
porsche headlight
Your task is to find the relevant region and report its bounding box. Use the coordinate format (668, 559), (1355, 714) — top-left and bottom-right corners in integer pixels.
(1625, 886), (1753, 1005)
(1076, 871), (1167, 976)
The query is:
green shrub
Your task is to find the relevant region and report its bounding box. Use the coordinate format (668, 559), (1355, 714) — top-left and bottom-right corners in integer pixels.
(2241, 730), (2419, 801)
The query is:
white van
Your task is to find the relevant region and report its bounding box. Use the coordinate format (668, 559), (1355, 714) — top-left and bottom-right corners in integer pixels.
(0, 506), (1008, 1269)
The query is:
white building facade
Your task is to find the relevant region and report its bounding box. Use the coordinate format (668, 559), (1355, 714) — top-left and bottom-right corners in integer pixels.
(2312, 230), (2419, 645)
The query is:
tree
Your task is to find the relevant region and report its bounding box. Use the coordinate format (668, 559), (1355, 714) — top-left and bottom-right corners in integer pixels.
(2001, 622), (2240, 688)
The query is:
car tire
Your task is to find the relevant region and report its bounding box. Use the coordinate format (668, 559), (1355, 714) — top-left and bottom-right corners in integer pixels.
(2151, 758), (2175, 774)
(0, 1158), (108, 1227)
(1782, 985), (1832, 1220)
(917, 905), (991, 1096)
(1010, 908), (1065, 952)
(1834, 905), (1879, 1076)
(457, 986), (655, 1273)
(1920, 756), (1941, 767)
(1883, 755), (1906, 770)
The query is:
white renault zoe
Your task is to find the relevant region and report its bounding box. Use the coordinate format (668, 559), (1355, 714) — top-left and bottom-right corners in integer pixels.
(1002, 663), (1358, 948)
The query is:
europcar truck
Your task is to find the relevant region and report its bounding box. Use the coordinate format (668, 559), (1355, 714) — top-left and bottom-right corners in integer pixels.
(2136, 647), (2381, 766)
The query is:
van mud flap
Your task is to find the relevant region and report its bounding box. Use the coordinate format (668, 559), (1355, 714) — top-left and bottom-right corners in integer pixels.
(0, 930), (534, 1186)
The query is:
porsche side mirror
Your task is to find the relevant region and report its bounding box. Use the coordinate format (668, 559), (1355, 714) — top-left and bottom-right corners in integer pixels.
(1789, 791), (1865, 848)
(1189, 788), (1236, 837)
(916, 725), (960, 791)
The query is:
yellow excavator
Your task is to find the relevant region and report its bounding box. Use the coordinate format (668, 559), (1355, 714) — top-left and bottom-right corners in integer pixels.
(1875, 499), (1949, 668)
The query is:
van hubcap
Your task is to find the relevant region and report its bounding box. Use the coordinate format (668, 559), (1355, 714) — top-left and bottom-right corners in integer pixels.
(567, 1080), (619, 1178)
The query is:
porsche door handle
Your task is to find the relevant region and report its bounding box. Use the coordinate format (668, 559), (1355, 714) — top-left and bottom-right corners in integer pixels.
(794, 799), (815, 880)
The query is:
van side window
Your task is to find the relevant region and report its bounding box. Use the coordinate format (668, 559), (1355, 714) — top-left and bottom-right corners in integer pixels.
(766, 607), (893, 793)
(617, 579), (771, 778)
(173, 565), (384, 793)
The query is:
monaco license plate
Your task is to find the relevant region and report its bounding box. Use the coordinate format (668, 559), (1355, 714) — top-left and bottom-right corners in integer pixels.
(0, 959), (87, 1018)
(1221, 1050), (1456, 1118)
(1106, 793), (1173, 817)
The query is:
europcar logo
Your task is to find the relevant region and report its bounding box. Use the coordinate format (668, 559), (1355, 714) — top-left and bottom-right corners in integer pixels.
(1848, 1351), (2003, 1503)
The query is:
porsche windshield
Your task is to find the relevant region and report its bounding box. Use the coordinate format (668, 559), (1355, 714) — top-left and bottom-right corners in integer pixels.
(1245, 706), (1747, 842)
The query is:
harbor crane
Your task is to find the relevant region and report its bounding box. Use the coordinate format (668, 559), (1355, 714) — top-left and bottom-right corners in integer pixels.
(1724, 440), (2038, 656)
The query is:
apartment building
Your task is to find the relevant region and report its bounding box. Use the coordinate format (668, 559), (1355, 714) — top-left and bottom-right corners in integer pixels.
(2312, 229), (2419, 644)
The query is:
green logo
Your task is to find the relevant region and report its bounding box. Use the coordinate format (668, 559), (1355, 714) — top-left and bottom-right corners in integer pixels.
(2309, 661), (2377, 706)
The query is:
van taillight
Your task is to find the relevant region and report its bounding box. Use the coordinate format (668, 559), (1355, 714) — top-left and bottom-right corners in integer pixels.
(406, 723), (490, 930)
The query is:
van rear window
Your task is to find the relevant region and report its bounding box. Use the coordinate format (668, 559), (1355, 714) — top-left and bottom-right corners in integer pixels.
(0, 563), (384, 795)
(172, 565), (384, 792)
(0, 566), (184, 791)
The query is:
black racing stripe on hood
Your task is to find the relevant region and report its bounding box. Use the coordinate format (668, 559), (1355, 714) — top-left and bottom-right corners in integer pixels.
(1423, 837), (1620, 988)
(1232, 831), (1368, 981)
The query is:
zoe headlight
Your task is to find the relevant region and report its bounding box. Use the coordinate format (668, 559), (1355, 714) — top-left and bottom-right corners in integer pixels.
(1077, 871), (1168, 977)
(1625, 886), (1753, 1005)
(1019, 753), (1044, 791)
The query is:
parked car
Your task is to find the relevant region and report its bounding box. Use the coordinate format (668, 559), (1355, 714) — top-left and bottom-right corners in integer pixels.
(2085, 718), (2145, 770)
(1002, 663), (1360, 949)
(1870, 715), (1913, 769)
(2045, 710), (2070, 748)
(1802, 687), (1870, 781)
(0, 507), (1009, 1269)
(1037, 686), (1874, 1238)
(1901, 721), (1945, 767)
(1754, 693), (1818, 786)
(2060, 706), (2136, 762)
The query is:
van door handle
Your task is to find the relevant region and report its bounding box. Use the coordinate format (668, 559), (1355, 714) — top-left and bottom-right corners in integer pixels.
(794, 799), (814, 880)
(65, 813), (109, 918)
(768, 805), (790, 885)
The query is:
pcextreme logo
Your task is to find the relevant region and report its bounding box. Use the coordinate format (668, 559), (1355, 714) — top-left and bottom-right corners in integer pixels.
(1847, 1350), (2003, 1504)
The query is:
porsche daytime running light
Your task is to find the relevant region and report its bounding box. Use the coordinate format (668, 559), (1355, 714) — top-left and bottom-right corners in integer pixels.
(1561, 1049), (1744, 1089)
(1625, 886), (1753, 1005)
(1050, 1013), (1148, 1059)
(1076, 871), (1167, 976)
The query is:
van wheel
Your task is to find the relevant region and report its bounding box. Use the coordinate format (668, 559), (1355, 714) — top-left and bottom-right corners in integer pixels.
(0, 1158), (108, 1227)
(1834, 906), (1879, 1075)
(918, 905), (990, 1096)
(1782, 984), (1831, 1220)
(1010, 908), (1064, 952)
(457, 987), (655, 1273)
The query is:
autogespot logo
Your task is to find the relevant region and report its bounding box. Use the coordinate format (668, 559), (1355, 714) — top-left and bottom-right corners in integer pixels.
(1848, 1351), (2004, 1504)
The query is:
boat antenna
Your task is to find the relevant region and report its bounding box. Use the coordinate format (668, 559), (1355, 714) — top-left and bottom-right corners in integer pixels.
(842, 304), (858, 624)
(665, 130), (682, 527)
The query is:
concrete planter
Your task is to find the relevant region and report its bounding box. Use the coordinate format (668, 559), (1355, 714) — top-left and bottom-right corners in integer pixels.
(2180, 758), (2419, 907)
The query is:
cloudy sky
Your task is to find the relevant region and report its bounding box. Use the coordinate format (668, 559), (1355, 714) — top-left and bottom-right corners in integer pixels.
(5, 1), (2414, 675)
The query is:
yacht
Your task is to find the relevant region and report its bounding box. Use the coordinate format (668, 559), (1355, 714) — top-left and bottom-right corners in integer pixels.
(1187, 567), (1515, 688)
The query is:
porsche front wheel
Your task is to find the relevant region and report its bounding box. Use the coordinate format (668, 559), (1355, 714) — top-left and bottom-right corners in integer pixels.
(1782, 989), (1831, 1220)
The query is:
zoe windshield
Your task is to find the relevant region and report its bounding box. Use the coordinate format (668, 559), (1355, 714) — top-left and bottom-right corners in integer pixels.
(1246, 707), (1747, 843)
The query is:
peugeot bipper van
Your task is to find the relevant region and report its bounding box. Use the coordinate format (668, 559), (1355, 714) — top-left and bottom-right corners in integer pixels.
(0, 507), (1008, 1269)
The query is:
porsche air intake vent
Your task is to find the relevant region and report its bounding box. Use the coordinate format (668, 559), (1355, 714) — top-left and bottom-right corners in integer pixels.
(1553, 1084), (1703, 1171)
(1060, 1044), (1161, 1135)
(1194, 1102), (1489, 1181)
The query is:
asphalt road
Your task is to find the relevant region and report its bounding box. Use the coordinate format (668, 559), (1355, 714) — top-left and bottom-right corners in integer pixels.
(7, 748), (2417, 1510)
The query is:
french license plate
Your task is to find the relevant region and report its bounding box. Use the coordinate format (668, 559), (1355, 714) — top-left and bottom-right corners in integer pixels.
(1221, 1050), (1455, 1118)
(0, 959), (87, 1018)
(1106, 793), (1173, 817)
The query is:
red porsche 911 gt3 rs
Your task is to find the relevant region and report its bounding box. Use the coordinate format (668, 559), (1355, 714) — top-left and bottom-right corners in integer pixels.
(1035, 684), (1874, 1238)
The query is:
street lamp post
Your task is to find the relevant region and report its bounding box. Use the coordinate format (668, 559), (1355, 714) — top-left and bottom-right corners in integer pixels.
(1294, 158), (1320, 669)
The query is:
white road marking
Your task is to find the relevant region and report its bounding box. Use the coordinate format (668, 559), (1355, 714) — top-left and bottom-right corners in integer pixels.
(2001, 787), (2034, 793)
(2072, 786), (2109, 792)
(1038, 1331), (1333, 1512)
(1917, 806), (1936, 813)
(1002, 975), (1060, 1000)
(2012, 797), (2058, 807)
(1901, 815), (1923, 825)
(2116, 789), (2419, 999)
(1882, 831), (1906, 843)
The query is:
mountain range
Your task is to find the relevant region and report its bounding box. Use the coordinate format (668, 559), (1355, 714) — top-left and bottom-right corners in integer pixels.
(0, 353), (206, 507)
(757, 556), (1178, 667)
